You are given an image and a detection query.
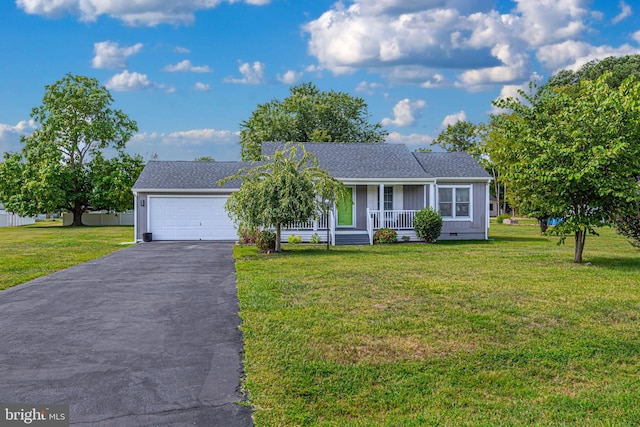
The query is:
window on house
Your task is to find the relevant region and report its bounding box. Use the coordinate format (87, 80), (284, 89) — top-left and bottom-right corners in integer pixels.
(438, 186), (471, 219)
(384, 187), (393, 211)
(377, 186), (394, 210)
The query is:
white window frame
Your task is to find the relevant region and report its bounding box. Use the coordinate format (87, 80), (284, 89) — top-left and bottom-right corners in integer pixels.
(437, 185), (473, 221)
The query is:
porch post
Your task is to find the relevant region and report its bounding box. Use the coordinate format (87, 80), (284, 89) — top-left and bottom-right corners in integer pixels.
(423, 184), (428, 208)
(429, 183), (436, 209)
(379, 184), (385, 227)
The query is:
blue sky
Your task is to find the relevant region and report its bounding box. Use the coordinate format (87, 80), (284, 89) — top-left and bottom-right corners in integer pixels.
(1, 0), (639, 161)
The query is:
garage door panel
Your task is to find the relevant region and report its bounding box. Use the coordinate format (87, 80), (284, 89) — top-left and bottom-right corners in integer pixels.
(149, 197), (236, 241)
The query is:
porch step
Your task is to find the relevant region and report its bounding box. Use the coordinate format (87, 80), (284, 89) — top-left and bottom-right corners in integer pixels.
(334, 233), (370, 245)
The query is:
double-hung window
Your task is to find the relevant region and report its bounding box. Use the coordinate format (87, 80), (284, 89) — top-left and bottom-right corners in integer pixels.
(438, 186), (471, 220)
(377, 186), (394, 210)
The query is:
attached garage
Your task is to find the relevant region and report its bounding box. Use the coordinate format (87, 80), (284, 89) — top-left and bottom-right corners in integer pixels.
(148, 196), (236, 241)
(132, 161), (249, 243)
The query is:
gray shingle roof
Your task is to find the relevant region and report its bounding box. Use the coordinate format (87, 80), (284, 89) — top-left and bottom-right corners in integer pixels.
(262, 142), (430, 179)
(133, 144), (491, 191)
(133, 161), (250, 190)
(412, 151), (491, 179)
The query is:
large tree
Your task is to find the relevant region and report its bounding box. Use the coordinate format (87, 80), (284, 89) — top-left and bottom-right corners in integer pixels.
(489, 73), (640, 263)
(0, 74), (140, 225)
(546, 55), (640, 245)
(219, 143), (346, 252)
(239, 82), (388, 161)
(432, 120), (483, 157)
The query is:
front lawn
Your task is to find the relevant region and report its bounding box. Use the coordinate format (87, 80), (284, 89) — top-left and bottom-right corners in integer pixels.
(0, 220), (134, 290)
(234, 224), (640, 426)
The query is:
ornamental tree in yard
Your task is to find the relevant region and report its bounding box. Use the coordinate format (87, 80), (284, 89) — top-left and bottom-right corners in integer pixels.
(489, 73), (640, 263)
(219, 143), (345, 252)
(0, 74), (140, 226)
(239, 82), (387, 161)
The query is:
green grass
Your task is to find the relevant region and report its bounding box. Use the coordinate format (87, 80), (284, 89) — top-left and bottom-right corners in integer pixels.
(0, 220), (134, 290)
(234, 224), (640, 426)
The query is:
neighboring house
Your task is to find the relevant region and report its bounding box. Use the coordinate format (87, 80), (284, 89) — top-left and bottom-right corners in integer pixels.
(132, 142), (492, 244)
(0, 202), (37, 227)
(489, 195), (499, 217)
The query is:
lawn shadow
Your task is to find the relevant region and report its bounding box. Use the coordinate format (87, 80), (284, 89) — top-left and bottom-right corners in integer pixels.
(584, 256), (640, 271)
(491, 235), (551, 243)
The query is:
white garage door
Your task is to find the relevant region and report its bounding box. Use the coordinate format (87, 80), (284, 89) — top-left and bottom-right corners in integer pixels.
(148, 196), (237, 241)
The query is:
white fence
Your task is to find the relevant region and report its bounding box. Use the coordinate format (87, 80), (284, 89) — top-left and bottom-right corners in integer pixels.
(62, 211), (134, 226)
(0, 213), (36, 227)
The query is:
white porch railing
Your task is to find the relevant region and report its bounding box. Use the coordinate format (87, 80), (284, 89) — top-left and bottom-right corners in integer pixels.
(284, 213), (329, 230)
(369, 210), (418, 230)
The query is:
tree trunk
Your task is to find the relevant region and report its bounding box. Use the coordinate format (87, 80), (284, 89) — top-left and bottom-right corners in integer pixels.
(71, 201), (84, 226)
(574, 229), (586, 263)
(275, 222), (281, 252)
(538, 217), (548, 234)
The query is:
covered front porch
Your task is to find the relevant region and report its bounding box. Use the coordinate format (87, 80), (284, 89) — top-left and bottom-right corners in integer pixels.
(281, 182), (435, 245)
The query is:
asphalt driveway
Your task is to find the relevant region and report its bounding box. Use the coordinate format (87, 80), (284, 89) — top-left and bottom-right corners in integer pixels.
(0, 242), (252, 426)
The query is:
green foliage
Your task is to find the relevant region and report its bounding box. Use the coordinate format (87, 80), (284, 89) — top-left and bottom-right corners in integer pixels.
(194, 156), (215, 162)
(489, 73), (640, 262)
(611, 208), (640, 248)
(310, 233), (322, 244)
(219, 143), (346, 252)
(239, 82), (388, 161)
(0, 74), (139, 225)
(433, 120), (483, 159)
(373, 228), (397, 244)
(255, 230), (276, 252)
(88, 152), (145, 212)
(496, 213), (511, 224)
(287, 235), (302, 244)
(414, 207), (443, 243)
(546, 55), (640, 89)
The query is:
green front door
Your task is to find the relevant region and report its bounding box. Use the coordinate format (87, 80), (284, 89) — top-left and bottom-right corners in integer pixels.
(337, 187), (353, 227)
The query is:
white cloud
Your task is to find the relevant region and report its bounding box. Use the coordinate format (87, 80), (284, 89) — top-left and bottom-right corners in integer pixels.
(277, 70), (303, 85)
(536, 41), (640, 72)
(513, 0), (589, 47)
(105, 70), (153, 91)
(16, 0), (272, 26)
(194, 82), (211, 91)
(355, 81), (383, 95)
(92, 41), (143, 69)
(385, 131), (434, 148)
(612, 0), (632, 24)
(381, 98), (427, 127)
(132, 129), (238, 146)
(633, 31), (640, 44)
(0, 120), (37, 153)
(441, 111), (467, 128)
(163, 59), (211, 73)
(224, 61), (265, 84)
(129, 128), (241, 160)
(303, 0), (631, 89)
(174, 46), (191, 54)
